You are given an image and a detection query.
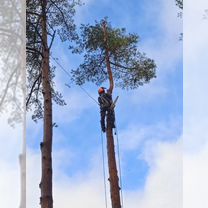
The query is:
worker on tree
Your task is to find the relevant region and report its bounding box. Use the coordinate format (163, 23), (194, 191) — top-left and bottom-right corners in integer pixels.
(98, 87), (115, 132)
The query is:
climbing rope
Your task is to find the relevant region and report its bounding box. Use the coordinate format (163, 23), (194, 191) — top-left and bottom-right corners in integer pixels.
(115, 117), (124, 208)
(51, 55), (124, 207)
(51, 55), (99, 105)
(101, 129), (108, 208)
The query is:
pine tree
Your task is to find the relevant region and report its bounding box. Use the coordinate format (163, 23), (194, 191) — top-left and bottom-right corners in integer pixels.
(26, 1), (80, 207)
(71, 18), (156, 208)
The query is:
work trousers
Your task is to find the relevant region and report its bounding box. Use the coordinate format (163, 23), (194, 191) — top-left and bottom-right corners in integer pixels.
(100, 107), (115, 132)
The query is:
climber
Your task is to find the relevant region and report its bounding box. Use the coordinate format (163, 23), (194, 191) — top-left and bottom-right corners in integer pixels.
(98, 87), (115, 132)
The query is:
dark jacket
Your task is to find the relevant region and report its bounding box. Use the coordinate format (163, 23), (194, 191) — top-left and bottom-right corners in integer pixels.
(98, 91), (112, 109)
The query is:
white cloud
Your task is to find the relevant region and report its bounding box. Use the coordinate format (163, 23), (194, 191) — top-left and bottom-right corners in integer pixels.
(183, 0), (208, 152)
(27, 138), (182, 208)
(125, 139), (182, 208)
(120, 81), (168, 106)
(26, 149), (41, 207)
(26, 147), (110, 208)
(119, 120), (180, 152)
(183, 1), (208, 208)
(142, 0), (182, 73)
(183, 142), (208, 208)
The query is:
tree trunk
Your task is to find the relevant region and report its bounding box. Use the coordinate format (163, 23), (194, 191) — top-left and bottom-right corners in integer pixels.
(102, 21), (114, 94)
(102, 20), (121, 208)
(40, 1), (53, 208)
(106, 115), (121, 208)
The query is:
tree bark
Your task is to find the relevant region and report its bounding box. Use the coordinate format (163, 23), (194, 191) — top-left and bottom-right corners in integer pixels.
(103, 21), (121, 208)
(102, 21), (114, 94)
(40, 1), (53, 208)
(106, 120), (121, 208)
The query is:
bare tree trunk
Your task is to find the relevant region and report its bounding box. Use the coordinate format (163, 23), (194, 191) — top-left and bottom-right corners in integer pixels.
(39, 1), (53, 207)
(106, 120), (121, 208)
(102, 21), (114, 94)
(102, 21), (121, 208)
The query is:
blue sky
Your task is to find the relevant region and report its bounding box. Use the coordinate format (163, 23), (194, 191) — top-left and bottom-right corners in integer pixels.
(2, 1), (208, 208)
(27, 0), (182, 207)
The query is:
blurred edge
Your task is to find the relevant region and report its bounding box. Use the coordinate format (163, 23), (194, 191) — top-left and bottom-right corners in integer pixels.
(183, 0), (208, 208)
(0, 0), (26, 207)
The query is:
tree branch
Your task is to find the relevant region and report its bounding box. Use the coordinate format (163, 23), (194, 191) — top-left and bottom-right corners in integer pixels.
(49, 0), (72, 32)
(26, 11), (41, 16)
(26, 46), (43, 57)
(110, 61), (136, 70)
(26, 73), (42, 108)
(26, 19), (43, 44)
(49, 30), (56, 50)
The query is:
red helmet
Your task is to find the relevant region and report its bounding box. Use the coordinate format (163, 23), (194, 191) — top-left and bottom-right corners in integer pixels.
(98, 87), (105, 94)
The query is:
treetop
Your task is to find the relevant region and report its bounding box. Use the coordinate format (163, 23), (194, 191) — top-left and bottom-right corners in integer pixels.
(71, 18), (156, 90)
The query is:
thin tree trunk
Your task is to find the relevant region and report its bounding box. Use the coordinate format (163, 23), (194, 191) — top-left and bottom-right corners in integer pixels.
(106, 120), (121, 208)
(40, 1), (53, 207)
(102, 21), (114, 94)
(102, 21), (121, 208)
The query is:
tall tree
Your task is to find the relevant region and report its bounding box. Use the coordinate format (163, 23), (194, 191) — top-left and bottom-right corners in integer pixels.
(71, 19), (156, 208)
(26, 1), (79, 207)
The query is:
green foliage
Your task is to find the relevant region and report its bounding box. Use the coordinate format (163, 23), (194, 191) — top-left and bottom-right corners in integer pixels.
(26, 0), (80, 121)
(71, 19), (156, 89)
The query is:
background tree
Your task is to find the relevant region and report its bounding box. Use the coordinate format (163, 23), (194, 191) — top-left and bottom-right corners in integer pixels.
(71, 19), (156, 208)
(0, 1), (26, 208)
(26, 0), (80, 207)
(0, 0), (25, 125)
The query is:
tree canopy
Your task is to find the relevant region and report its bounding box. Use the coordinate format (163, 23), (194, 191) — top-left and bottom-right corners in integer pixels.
(26, 0), (80, 121)
(71, 19), (156, 90)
